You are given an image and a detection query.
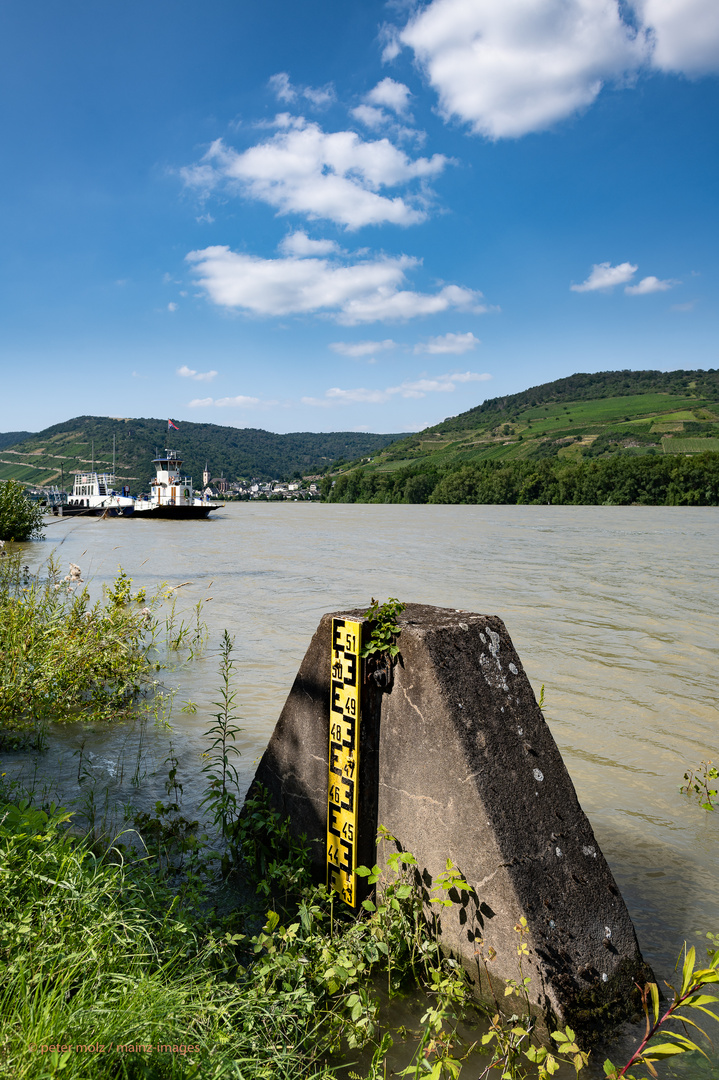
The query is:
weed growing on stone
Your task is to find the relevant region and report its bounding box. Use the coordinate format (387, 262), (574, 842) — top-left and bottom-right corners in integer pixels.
(361, 597), (406, 663)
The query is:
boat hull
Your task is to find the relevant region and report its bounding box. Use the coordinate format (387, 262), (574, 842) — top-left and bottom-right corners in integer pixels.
(50, 505), (134, 518)
(132, 504), (219, 519)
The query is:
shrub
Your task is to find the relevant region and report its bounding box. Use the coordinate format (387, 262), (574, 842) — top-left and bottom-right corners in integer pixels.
(0, 480), (45, 541)
(0, 554), (158, 744)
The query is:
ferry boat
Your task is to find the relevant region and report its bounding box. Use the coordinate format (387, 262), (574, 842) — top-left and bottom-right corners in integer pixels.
(132, 450), (219, 519)
(53, 471), (135, 517)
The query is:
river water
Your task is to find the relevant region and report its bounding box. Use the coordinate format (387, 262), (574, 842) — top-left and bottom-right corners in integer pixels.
(7, 503), (719, 1076)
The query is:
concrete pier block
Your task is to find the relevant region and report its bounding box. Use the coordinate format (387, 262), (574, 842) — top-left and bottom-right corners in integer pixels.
(246, 603), (651, 1039)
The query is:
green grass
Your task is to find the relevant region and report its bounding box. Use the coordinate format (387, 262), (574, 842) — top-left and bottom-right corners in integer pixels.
(0, 800), (342, 1080)
(0, 462), (62, 485)
(518, 393), (705, 425)
(371, 458), (417, 473)
(0, 782), (486, 1080)
(663, 438), (719, 454)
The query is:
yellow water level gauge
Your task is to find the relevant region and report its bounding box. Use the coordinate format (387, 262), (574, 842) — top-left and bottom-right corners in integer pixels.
(327, 617), (362, 906)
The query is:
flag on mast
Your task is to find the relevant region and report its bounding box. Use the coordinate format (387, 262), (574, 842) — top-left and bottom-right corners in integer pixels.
(168, 419), (179, 430)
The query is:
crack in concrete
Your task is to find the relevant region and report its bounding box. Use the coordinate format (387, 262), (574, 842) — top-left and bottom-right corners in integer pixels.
(399, 683), (427, 724)
(379, 781), (444, 809)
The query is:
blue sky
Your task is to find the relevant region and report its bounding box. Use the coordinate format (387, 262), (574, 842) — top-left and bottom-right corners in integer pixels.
(1, 0), (717, 434)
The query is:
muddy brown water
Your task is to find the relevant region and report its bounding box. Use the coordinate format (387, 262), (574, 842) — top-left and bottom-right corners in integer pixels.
(6, 503), (719, 1077)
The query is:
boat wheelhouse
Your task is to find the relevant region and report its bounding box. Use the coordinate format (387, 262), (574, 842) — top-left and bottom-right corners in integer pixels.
(133, 450), (219, 519)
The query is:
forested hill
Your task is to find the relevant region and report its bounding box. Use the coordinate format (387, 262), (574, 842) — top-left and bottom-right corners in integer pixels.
(323, 368), (719, 506)
(0, 431), (34, 452)
(425, 368), (719, 436)
(0, 416), (402, 488)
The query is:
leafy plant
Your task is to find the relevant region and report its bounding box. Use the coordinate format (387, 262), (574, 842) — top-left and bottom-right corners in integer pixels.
(361, 597), (406, 662)
(603, 944), (719, 1078)
(680, 759), (718, 811)
(199, 630), (242, 856)
(477, 917), (589, 1079)
(0, 480), (45, 542)
(237, 783), (313, 903)
(0, 553), (160, 746)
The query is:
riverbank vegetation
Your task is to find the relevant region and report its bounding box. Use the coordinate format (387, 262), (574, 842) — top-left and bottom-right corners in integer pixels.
(322, 452), (719, 506)
(0, 479), (45, 541)
(0, 552), (158, 748)
(2, 767), (718, 1079)
(2, 578), (718, 1078)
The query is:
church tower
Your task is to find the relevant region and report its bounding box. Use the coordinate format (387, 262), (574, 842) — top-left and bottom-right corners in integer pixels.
(202, 462), (210, 488)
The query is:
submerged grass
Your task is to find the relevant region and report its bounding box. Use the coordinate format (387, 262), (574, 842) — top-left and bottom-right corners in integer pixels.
(0, 551), (158, 746)
(0, 549), (210, 749)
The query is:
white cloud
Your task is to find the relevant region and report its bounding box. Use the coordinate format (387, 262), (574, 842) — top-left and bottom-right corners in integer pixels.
(176, 365), (218, 382)
(671, 300), (697, 312)
(624, 275), (680, 295)
(327, 387), (391, 404)
(329, 339), (397, 357)
(188, 395), (262, 407)
(400, 371), (491, 396)
(303, 369), (492, 406)
(268, 72), (295, 103)
(340, 283), (483, 324)
(303, 85), (336, 108)
(350, 105), (425, 147)
(186, 245), (487, 324)
(399, 0), (648, 139)
(380, 23), (403, 63)
(414, 331), (479, 354)
(167, 302), (178, 312)
(351, 104), (389, 130)
(268, 72), (335, 107)
(366, 78), (413, 115)
(215, 395), (262, 407)
(394, 0), (719, 139)
(279, 231), (340, 256)
(632, 0), (719, 74)
(181, 121), (449, 229)
(196, 212), (215, 224)
(570, 261), (638, 292)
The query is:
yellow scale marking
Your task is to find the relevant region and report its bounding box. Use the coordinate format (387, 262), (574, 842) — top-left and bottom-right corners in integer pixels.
(327, 618), (361, 907)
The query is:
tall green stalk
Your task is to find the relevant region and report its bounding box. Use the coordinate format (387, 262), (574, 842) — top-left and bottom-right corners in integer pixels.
(199, 630), (242, 848)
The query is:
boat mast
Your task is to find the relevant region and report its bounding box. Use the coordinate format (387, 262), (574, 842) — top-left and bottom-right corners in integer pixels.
(113, 434), (116, 477)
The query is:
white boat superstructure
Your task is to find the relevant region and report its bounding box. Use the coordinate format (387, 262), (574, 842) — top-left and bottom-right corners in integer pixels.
(133, 450), (218, 519)
(64, 471), (135, 516)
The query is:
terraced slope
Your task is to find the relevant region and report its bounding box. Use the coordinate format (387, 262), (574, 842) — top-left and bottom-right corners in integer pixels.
(357, 369), (719, 477)
(318, 369), (719, 505)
